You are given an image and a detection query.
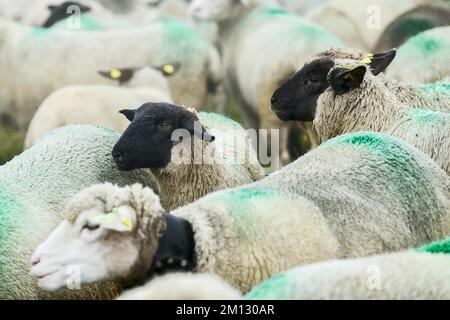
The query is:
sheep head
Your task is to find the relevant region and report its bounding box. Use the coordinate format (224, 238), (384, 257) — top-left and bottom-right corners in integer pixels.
(30, 183), (166, 291)
(271, 48), (397, 122)
(189, 0), (252, 21)
(112, 102), (215, 172)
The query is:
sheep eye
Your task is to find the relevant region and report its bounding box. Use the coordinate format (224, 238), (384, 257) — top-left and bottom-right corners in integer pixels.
(158, 121), (172, 128)
(82, 223), (100, 232)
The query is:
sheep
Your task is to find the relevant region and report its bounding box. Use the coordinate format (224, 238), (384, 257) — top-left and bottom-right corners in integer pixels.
(31, 131), (450, 294)
(373, 4), (450, 52)
(305, 0), (428, 51)
(271, 48), (450, 124)
(112, 102), (265, 209)
(301, 59), (450, 174)
(385, 26), (450, 83)
(24, 64), (177, 148)
(0, 125), (159, 299)
(246, 250), (450, 300)
(117, 273), (242, 300)
(0, 16), (221, 132)
(188, 0), (343, 163)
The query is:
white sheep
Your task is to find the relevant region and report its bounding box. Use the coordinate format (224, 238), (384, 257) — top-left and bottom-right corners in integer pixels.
(189, 0), (343, 163)
(117, 273), (242, 300)
(306, 0), (428, 51)
(0, 16), (221, 132)
(0, 125), (159, 299)
(313, 60), (450, 174)
(112, 102), (265, 209)
(31, 131), (450, 294)
(386, 26), (450, 83)
(24, 64), (175, 148)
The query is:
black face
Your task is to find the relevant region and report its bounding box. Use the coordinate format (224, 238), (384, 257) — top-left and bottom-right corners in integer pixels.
(43, 1), (91, 28)
(271, 58), (335, 122)
(112, 103), (214, 171)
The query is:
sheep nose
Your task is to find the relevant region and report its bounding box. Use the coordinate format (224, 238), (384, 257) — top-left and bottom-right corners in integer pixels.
(31, 257), (41, 267)
(112, 149), (124, 163)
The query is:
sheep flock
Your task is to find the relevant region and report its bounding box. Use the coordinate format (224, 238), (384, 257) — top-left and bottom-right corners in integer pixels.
(0, 0), (449, 301)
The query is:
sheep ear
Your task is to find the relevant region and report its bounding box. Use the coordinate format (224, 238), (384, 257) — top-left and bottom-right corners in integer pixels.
(181, 116), (215, 142)
(119, 109), (136, 122)
(328, 66), (366, 95)
(48, 5), (57, 11)
(89, 207), (136, 233)
(370, 49), (396, 75)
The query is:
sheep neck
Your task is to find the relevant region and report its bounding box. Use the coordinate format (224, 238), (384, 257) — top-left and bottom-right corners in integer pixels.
(152, 139), (226, 210)
(314, 76), (405, 142)
(217, 3), (260, 40)
(146, 214), (196, 279)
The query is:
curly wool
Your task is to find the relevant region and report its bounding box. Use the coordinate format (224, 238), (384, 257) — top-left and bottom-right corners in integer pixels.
(64, 183), (166, 243)
(314, 62), (450, 174)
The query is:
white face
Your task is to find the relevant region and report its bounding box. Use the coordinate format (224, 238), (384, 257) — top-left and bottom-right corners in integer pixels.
(189, 0), (246, 21)
(30, 203), (139, 292)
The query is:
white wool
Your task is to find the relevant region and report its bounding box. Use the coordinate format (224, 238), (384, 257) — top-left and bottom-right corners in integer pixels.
(117, 273), (242, 300)
(386, 27), (450, 83)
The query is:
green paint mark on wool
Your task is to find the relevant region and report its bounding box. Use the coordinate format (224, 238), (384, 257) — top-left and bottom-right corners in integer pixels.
(160, 17), (200, 42)
(325, 131), (391, 150)
(415, 237), (450, 254)
(0, 185), (23, 245)
(407, 32), (443, 55)
(73, 15), (104, 30)
(276, 22), (343, 47)
(199, 112), (241, 128)
(418, 82), (450, 93)
(261, 8), (291, 16)
(323, 132), (416, 172)
(245, 272), (289, 300)
(219, 188), (288, 218)
(30, 26), (49, 39)
(406, 107), (441, 122)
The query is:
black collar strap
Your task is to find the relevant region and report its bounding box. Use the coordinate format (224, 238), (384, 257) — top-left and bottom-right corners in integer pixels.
(148, 213), (196, 278)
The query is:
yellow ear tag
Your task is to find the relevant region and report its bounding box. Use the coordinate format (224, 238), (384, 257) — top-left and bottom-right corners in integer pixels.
(343, 74), (354, 80)
(90, 208), (119, 225)
(163, 64), (175, 75)
(342, 65), (352, 70)
(361, 57), (372, 64)
(121, 216), (133, 231)
(110, 69), (122, 79)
